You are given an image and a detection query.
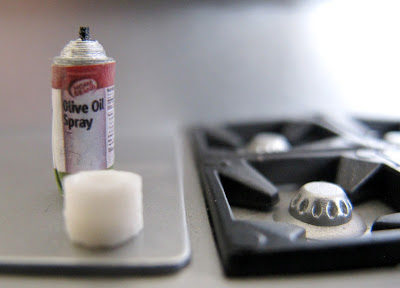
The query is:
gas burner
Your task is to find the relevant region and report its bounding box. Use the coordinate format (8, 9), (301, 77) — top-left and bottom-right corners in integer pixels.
(197, 118), (365, 156)
(274, 181), (367, 240)
(191, 116), (400, 276)
(245, 132), (291, 154)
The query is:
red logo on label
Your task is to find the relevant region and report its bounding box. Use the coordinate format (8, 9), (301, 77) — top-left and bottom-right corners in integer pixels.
(69, 79), (97, 97)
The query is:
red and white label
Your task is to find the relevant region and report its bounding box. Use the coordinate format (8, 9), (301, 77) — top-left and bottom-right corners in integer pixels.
(52, 63), (115, 173)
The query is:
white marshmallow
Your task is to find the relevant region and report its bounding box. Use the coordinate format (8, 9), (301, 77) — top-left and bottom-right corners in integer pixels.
(63, 170), (143, 248)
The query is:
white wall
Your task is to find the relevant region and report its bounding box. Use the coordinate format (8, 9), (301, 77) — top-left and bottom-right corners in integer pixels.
(0, 0), (398, 134)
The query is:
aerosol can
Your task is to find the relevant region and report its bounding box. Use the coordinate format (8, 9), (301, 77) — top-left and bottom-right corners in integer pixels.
(52, 27), (115, 191)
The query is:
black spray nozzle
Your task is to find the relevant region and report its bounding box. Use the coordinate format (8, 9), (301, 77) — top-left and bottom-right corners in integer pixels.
(79, 26), (90, 41)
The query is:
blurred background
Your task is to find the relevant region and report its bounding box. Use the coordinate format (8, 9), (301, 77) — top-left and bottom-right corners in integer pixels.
(1, 0), (399, 134)
(1, 2), (400, 286)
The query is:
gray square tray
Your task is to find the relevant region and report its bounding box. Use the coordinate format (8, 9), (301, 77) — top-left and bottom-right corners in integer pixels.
(0, 129), (190, 274)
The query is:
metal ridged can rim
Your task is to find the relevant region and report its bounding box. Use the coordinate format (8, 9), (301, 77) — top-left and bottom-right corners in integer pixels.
(53, 38), (114, 65)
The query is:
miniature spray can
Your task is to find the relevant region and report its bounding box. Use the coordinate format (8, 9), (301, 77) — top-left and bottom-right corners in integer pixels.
(52, 27), (115, 191)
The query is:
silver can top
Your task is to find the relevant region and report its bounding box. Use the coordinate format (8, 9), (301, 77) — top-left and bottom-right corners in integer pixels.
(53, 26), (114, 65)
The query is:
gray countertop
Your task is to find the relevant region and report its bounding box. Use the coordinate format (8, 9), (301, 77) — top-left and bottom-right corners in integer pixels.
(1, 132), (400, 287)
(1, 0), (400, 286)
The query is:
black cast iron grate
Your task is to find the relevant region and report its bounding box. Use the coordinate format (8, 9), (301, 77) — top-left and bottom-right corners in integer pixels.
(191, 116), (400, 276)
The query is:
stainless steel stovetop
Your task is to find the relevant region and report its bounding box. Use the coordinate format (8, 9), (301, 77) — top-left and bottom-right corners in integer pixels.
(192, 116), (400, 276)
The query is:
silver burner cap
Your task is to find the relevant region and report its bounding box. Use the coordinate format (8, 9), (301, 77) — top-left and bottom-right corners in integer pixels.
(384, 131), (400, 146)
(289, 181), (352, 226)
(246, 133), (291, 154)
(273, 182), (367, 240)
